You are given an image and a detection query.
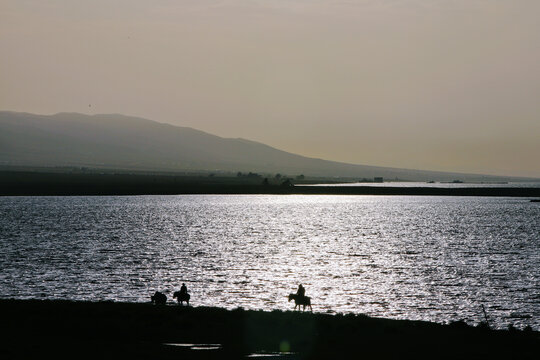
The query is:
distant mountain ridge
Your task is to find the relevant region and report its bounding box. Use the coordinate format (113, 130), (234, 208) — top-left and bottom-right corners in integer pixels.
(0, 111), (533, 182)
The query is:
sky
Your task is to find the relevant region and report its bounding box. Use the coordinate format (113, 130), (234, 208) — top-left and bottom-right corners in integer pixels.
(1, 0), (539, 178)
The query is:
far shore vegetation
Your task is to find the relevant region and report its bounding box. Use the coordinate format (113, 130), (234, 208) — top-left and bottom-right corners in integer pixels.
(1, 166), (539, 197)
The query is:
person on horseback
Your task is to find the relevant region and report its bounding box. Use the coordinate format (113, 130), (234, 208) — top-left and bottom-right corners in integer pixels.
(296, 284), (305, 300)
(173, 283), (190, 306)
(180, 283), (188, 296)
(289, 284), (312, 311)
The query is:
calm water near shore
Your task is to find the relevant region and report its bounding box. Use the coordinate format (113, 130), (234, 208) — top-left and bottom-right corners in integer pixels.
(301, 181), (540, 188)
(1, 195), (538, 330)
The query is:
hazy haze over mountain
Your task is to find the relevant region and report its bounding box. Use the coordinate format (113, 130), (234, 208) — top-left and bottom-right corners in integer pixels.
(1, 1), (539, 178)
(0, 111), (535, 182)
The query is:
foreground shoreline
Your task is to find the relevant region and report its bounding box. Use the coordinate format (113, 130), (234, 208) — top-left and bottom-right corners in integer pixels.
(1, 299), (538, 359)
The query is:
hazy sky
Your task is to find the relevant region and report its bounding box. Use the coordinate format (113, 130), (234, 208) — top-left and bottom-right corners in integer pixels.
(2, 0), (539, 177)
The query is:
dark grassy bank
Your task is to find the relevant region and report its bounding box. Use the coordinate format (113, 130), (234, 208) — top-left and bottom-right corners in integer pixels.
(1, 300), (538, 360)
(1, 171), (540, 197)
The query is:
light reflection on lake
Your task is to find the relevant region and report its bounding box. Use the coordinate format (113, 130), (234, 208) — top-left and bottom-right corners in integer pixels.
(0, 195), (538, 330)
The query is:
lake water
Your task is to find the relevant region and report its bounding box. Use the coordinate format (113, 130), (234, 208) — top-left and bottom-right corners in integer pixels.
(301, 181), (540, 188)
(1, 195), (538, 330)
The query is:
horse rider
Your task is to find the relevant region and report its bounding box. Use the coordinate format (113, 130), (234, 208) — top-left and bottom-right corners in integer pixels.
(180, 283), (188, 296)
(297, 284), (305, 300)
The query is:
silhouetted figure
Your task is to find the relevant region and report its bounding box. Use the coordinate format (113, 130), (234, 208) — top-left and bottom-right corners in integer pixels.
(150, 291), (167, 305)
(296, 284), (305, 299)
(173, 283), (190, 306)
(288, 293), (312, 312)
(288, 284), (311, 311)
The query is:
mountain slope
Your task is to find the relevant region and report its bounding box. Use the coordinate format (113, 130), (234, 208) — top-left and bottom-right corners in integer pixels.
(0, 111), (528, 181)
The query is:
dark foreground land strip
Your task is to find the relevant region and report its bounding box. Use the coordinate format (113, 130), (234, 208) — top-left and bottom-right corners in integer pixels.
(1, 171), (540, 196)
(1, 299), (538, 360)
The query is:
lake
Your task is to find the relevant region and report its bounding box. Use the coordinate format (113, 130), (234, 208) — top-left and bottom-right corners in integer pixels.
(1, 195), (538, 330)
(300, 181), (540, 188)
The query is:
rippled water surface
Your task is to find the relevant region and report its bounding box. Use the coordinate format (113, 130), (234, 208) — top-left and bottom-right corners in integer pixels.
(1, 195), (539, 329)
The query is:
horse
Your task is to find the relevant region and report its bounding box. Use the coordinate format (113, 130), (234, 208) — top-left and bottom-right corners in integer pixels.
(150, 291), (167, 305)
(288, 293), (312, 312)
(173, 291), (190, 306)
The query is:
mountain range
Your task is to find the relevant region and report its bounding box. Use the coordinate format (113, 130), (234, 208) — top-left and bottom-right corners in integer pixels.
(0, 111), (533, 182)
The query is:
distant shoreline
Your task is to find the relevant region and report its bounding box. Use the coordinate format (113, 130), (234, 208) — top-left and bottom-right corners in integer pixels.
(1, 170), (540, 197)
(3, 187), (540, 197)
(1, 299), (538, 359)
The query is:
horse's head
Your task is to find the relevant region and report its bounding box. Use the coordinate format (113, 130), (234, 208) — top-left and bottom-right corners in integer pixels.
(288, 293), (294, 302)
